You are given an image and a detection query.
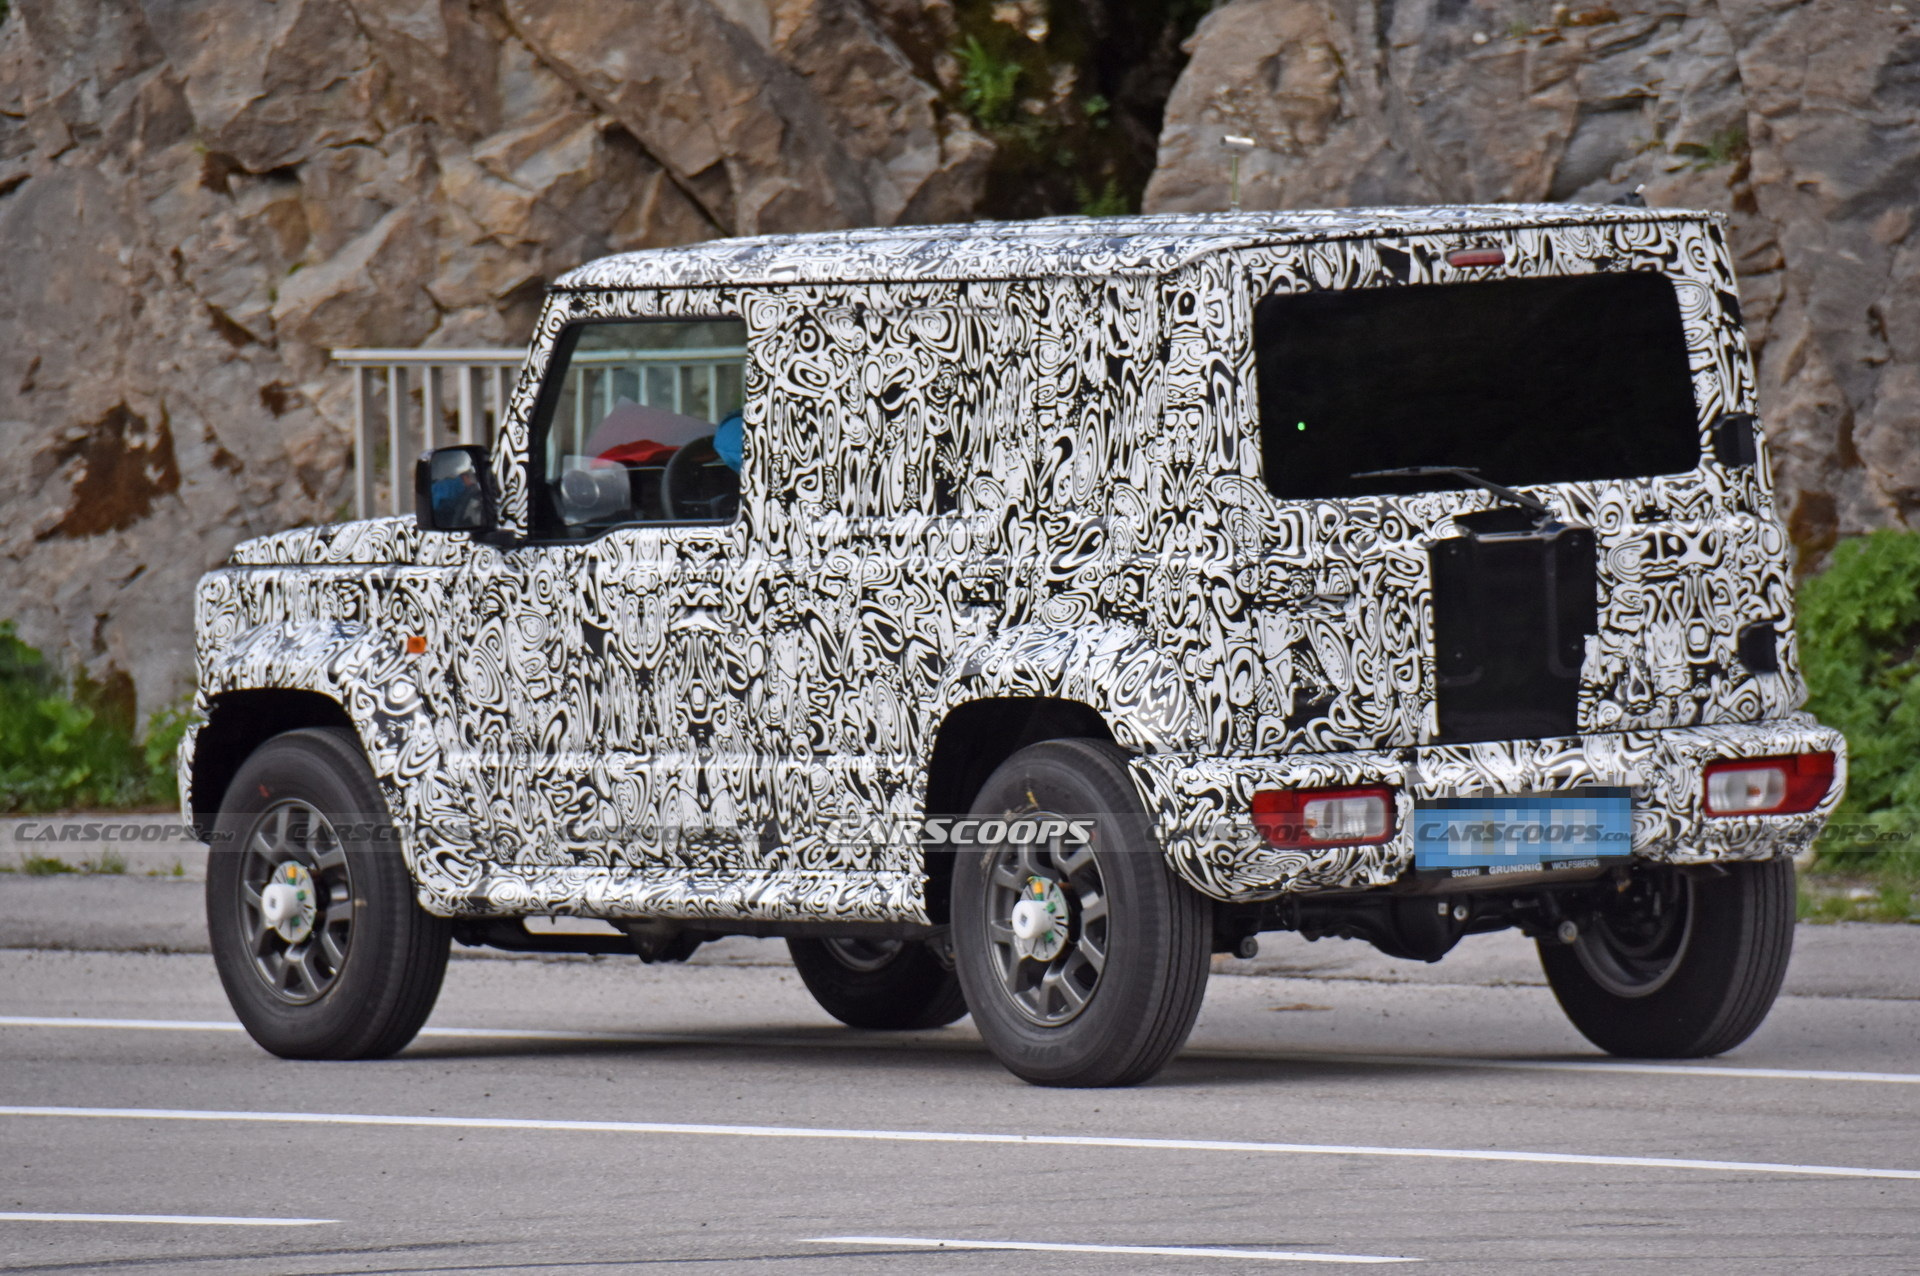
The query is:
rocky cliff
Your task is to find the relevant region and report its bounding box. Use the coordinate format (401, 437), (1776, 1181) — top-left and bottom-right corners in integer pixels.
(1147, 0), (1920, 566)
(0, 0), (1199, 716)
(0, 0), (1913, 717)
(0, 0), (1004, 715)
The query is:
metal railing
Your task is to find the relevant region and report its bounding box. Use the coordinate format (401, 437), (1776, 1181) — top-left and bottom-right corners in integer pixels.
(333, 348), (525, 520)
(333, 346), (746, 520)
(553, 347), (744, 460)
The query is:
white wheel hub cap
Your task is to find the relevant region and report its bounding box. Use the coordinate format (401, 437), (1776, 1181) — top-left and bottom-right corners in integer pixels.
(1010, 877), (1068, 963)
(261, 862), (317, 944)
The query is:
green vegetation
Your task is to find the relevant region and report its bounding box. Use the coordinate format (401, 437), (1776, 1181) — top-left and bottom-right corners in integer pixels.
(1799, 878), (1915, 924)
(1795, 529), (1920, 922)
(957, 36), (1024, 132)
(0, 623), (189, 814)
(1674, 126), (1749, 171)
(1075, 176), (1129, 217)
(943, 0), (1214, 220)
(7, 850), (134, 876)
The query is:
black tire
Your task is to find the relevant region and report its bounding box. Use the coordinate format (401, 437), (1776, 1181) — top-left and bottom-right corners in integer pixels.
(207, 727), (451, 1060)
(786, 937), (969, 1030)
(952, 738), (1212, 1087)
(1539, 859), (1795, 1058)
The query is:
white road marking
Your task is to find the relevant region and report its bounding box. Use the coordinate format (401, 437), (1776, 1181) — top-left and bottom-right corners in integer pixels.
(1204, 1048), (1920, 1087)
(4, 1015), (1918, 1087)
(0, 1016), (245, 1032)
(0, 1211), (332, 1227)
(807, 1235), (1418, 1263)
(2, 1104), (1917, 1182)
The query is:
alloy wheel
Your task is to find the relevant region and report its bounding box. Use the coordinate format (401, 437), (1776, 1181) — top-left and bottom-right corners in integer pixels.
(981, 826), (1109, 1026)
(236, 800), (355, 1005)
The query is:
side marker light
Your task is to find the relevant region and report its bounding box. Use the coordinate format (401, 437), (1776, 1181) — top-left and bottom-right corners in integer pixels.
(1446, 247), (1506, 268)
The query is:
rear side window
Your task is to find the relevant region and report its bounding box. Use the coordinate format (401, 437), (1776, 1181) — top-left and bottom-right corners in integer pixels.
(1254, 272), (1701, 501)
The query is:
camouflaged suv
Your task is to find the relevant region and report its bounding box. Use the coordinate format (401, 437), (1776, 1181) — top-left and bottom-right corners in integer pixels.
(184, 207), (1844, 1085)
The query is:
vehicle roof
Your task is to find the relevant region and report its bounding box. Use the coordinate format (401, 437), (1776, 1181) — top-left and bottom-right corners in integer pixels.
(555, 204), (1710, 291)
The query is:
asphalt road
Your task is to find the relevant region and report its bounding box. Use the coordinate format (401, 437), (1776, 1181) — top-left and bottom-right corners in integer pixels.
(1, 877), (1917, 1274)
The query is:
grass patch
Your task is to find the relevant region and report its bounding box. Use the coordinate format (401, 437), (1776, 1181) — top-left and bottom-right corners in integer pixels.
(10, 850), (135, 877)
(0, 622), (189, 814)
(1799, 868), (1918, 924)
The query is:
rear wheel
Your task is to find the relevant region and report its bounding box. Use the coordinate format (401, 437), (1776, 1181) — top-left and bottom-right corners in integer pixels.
(786, 937), (968, 1030)
(207, 727), (451, 1060)
(952, 738), (1212, 1087)
(1539, 859), (1795, 1058)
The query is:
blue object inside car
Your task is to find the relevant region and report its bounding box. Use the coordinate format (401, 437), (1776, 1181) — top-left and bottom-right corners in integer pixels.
(714, 412), (744, 472)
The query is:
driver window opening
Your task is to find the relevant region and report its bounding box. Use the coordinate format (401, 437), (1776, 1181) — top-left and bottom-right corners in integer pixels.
(539, 318), (748, 530)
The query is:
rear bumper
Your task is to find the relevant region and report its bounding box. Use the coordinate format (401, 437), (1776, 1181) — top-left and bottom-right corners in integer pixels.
(1131, 717), (1847, 901)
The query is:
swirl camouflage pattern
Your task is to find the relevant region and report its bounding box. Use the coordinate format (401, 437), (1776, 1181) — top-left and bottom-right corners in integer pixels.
(185, 206), (1845, 925)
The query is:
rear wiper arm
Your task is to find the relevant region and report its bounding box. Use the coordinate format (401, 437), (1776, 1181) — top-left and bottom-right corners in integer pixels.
(1350, 466), (1555, 521)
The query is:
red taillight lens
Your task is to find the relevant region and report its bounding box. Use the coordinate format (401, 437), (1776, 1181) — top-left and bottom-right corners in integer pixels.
(1702, 752), (1834, 816)
(1446, 247), (1506, 267)
(1252, 786), (1396, 848)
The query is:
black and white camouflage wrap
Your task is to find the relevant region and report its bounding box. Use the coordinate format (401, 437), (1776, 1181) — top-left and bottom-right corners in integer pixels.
(187, 207), (1845, 921)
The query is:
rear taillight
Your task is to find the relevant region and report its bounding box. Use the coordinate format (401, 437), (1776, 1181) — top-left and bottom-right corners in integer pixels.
(1252, 786), (1396, 848)
(1702, 753), (1834, 816)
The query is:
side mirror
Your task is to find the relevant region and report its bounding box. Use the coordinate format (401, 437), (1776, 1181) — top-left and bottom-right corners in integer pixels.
(415, 445), (496, 532)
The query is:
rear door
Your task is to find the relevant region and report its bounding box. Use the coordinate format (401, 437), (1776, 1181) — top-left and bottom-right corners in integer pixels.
(1186, 217), (1792, 759)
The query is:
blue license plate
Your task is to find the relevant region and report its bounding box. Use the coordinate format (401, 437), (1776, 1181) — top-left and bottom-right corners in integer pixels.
(1412, 788), (1632, 879)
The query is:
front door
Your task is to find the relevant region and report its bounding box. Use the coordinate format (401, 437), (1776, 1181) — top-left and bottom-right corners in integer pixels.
(460, 314), (766, 876)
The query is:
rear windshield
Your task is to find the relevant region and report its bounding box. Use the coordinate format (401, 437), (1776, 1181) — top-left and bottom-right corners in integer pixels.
(1254, 272), (1701, 502)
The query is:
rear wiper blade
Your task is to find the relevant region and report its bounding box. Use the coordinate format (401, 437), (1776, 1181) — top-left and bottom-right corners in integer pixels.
(1350, 465), (1554, 521)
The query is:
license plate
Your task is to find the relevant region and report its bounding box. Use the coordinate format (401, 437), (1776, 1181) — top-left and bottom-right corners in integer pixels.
(1412, 788), (1632, 880)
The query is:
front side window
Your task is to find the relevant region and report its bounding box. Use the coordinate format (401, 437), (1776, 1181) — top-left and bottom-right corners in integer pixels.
(533, 319), (748, 532)
(1254, 272), (1701, 502)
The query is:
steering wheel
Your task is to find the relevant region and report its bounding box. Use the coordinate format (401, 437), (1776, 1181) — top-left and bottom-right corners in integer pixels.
(660, 434), (732, 520)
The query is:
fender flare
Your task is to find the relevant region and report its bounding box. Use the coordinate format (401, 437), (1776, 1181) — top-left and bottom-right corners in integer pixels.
(928, 623), (1204, 757)
(188, 616), (455, 884)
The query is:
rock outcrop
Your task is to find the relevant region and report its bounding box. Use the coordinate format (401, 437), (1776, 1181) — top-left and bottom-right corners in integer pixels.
(0, 0), (991, 713)
(1146, 0), (1920, 561)
(1, 0), (1914, 717)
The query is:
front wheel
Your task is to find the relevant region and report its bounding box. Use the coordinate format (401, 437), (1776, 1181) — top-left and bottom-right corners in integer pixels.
(1539, 859), (1795, 1058)
(207, 727), (451, 1060)
(786, 936), (969, 1030)
(952, 738), (1212, 1087)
